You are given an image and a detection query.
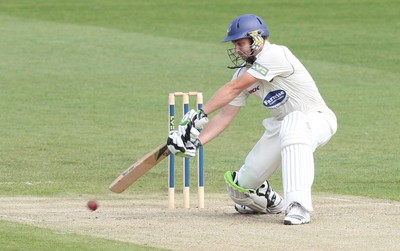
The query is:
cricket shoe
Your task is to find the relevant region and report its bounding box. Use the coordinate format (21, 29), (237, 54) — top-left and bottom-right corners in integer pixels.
(283, 202), (310, 225)
(234, 204), (258, 214)
(234, 181), (284, 214)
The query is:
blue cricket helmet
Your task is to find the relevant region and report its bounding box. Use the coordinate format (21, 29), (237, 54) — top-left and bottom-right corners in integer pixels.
(223, 14), (269, 42)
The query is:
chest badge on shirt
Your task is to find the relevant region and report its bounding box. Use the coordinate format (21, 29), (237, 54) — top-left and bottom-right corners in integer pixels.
(263, 90), (288, 108)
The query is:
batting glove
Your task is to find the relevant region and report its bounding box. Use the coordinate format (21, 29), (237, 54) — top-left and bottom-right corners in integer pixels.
(179, 109), (208, 142)
(167, 131), (196, 157)
(179, 121), (200, 143)
(181, 109), (208, 129)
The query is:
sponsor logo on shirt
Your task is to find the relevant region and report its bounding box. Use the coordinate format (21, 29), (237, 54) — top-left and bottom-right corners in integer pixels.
(263, 90), (288, 108)
(248, 86), (260, 94)
(250, 62), (269, 76)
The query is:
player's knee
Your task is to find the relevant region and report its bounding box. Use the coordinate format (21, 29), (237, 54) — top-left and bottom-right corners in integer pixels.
(237, 166), (265, 189)
(280, 111), (312, 149)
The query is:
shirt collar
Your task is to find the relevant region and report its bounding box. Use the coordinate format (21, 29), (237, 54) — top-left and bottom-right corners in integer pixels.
(256, 41), (272, 59)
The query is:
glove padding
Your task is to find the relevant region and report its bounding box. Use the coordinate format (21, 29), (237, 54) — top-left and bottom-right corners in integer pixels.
(167, 131), (196, 157)
(179, 121), (200, 143)
(179, 109), (208, 142)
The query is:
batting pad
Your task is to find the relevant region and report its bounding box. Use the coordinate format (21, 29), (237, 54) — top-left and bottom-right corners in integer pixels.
(280, 111), (314, 211)
(224, 171), (270, 213)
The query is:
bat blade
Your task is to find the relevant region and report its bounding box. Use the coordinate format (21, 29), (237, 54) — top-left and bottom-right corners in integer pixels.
(109, 143), (170, 193)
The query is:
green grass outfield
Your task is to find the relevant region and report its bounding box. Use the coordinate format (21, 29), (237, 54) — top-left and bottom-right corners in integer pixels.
(0, 0), (399, 250)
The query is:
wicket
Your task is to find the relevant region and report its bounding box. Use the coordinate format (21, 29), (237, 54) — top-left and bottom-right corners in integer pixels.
(168, 92), (205, 209)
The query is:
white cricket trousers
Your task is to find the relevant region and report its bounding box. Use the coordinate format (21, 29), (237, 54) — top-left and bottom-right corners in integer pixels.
(237, 109), (337, 211)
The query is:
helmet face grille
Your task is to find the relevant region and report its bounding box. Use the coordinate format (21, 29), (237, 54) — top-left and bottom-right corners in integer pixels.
(227, 48), (245, 69)
(226, 46), (257, 69)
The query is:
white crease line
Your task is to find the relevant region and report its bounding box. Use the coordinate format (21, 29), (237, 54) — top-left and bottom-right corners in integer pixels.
(0, 181), (54, 185)
(322, 197), (399, 206)
(0, 214), (36, 223)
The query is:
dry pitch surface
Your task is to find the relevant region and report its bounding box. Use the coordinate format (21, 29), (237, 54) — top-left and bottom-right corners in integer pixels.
(0, 193), (399, 251)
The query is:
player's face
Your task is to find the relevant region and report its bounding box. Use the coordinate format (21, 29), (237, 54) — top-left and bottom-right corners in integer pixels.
(232, 38), (252, 60)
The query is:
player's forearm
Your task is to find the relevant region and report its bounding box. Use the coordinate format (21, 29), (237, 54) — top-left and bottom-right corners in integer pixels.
(198, 119), (227, 145)
(199, 105), (240, 145)
(202, 82), (242, 115)
(202, 73), (258, 115)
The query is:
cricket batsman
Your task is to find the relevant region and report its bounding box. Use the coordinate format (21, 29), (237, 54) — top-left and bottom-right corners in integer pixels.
(167, 14), (337, 225)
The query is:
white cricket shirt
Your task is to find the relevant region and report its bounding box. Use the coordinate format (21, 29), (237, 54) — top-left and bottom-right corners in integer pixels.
(229, 42), (329, 120)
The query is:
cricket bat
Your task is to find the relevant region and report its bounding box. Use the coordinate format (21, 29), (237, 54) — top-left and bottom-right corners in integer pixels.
(109, 143), (170, 193)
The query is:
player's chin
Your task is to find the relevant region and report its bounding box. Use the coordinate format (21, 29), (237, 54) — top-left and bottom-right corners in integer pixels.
(239, 53), (250, 60)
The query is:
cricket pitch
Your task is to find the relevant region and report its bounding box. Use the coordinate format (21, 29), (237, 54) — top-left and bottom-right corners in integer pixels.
(0, 193), (399, 250)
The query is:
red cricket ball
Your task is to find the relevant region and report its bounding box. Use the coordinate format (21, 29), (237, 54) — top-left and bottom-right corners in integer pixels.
(87, 199), (98, 211)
